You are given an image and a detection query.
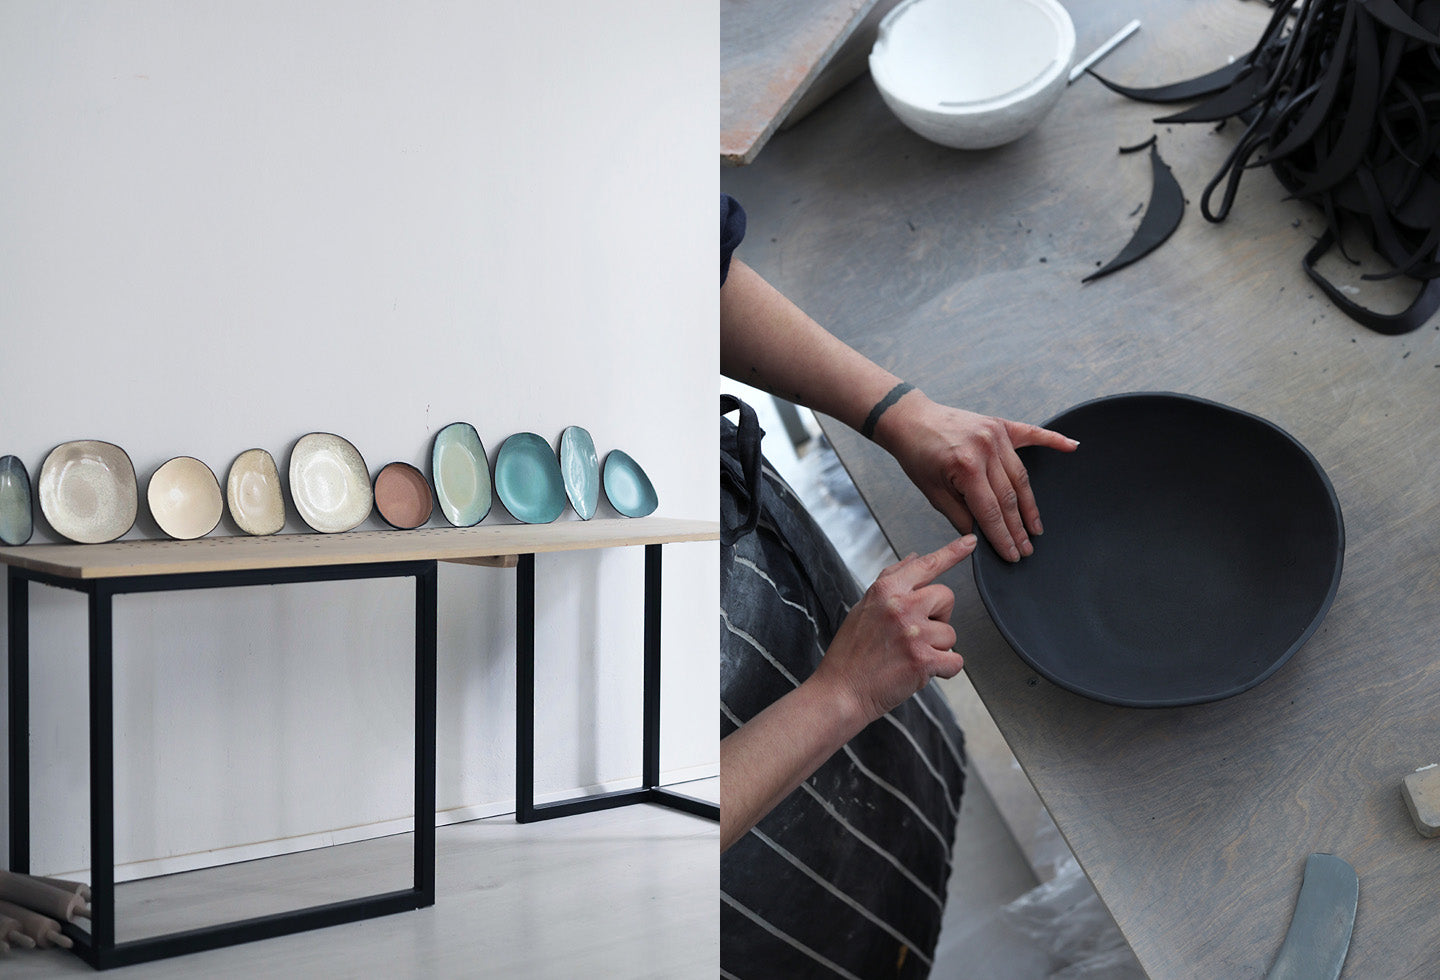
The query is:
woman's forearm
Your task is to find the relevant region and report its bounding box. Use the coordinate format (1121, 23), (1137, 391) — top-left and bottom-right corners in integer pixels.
(720, 259), (908, 434)
(720, 673), (863, 852)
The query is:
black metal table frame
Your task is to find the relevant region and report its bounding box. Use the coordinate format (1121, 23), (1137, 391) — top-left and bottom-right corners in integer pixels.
(514, 545), (719, 823)
(6, 559), (438, 970)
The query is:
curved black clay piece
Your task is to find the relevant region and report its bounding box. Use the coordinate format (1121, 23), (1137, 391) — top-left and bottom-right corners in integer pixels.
(1088, 59), (1250, 104)
(1095, 0), (1440, 333)
(1083, 143), (1184, 283)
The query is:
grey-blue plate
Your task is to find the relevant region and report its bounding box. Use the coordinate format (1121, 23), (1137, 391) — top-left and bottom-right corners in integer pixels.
(495, 432), (566, 524)
(603, 449), (658, 518)
(0, 455), (33, 546)
(432, 421), (492, 527)
(559, 426), (600, 520)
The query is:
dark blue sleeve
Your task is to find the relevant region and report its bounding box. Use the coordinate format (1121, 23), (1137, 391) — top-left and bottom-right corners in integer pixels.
(721, 194), (746, 286)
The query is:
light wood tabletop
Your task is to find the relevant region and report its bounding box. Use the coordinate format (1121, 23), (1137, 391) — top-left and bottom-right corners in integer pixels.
(0, 518), (719, 580)
(723, 0), (1440, 975)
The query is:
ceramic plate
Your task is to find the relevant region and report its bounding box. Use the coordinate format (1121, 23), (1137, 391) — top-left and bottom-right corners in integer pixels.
(375, 461), (434, 530)
(432, 422), (492, 527)
(289, 432), (373, 534)
(226, 448), (286, 536)
(603, 450), (658, 518)
(37, 440), (138, 544)
(148, 456), (224, 540)
(495, 433), (566, 524)
(559, 426), (600, 520)
(0, 455), (33, 546)
(972, 392), (1344, 707)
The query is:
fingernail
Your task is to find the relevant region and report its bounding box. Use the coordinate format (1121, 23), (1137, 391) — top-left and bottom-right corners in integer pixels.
(1020, 539), (1033, 557)
(1033, 518), (1044, 535)
(1008, 546), (1020, 562)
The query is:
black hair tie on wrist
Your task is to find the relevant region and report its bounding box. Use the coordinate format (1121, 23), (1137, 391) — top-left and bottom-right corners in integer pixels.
(861, 382), (915, 441)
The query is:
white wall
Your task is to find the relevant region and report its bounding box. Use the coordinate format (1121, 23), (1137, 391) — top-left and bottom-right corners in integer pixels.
(0, 0), (717, 878)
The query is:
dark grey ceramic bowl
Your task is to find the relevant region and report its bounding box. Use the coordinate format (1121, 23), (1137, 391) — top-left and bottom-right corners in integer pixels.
(972, 392), (1344, 707)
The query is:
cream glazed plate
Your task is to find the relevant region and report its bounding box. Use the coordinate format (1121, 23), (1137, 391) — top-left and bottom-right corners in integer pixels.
(289, 432), (373, 533)
(38, 440), (139, 544)
(226, 448), (286, 536)
(148, 456), (224, 540)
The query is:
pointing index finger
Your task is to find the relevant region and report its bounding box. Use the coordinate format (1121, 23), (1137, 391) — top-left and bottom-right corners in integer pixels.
(892, 535), (977, 589)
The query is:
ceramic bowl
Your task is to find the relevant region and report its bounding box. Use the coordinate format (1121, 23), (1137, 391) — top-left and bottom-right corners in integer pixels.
(602, 450), (658, 518)
(37, 440), (138, 544)
(289, 432), (373, 534)
(0, 455), (34, 546)
(869, 0), (1075, 149)
(971, 392), (1344, 707)
(559, 426), (600, 521)
(226, 448), (286, 536)
(431, 422), (492, 527)
(494, 433), (566, 524)
(148, 456), (224, 540)
(374, 461), (434, 530)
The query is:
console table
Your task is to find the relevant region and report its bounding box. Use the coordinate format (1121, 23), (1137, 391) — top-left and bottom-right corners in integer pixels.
(1, 516), (718, 969)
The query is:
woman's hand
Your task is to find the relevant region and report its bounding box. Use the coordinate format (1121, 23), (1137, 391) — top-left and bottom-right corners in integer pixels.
(811, 536), (975, 728)
(875, 393), (1078, 563)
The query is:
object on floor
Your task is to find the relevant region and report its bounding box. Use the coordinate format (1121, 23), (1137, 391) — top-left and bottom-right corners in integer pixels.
(1083, 136), (1185, 283)
(1265, 854), (1357, 980)
(1402, 764), (1440, 837)
(0, 872), (90, 923)
(1092, 0), (1440, 333)
(999, 857), (1145, 979)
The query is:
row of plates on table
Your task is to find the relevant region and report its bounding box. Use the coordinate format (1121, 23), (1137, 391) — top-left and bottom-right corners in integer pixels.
(0, 424), (658, 546)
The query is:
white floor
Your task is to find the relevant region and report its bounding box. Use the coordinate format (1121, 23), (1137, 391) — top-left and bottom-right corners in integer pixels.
(3, 788), (718, 979)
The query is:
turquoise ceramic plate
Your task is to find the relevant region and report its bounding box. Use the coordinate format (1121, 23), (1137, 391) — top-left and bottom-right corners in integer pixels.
(559, 426), (600, 520)
(38, 440), (138, 544)
(495, 432), (566, 524)
(603, 449), (658, 518)
(432, 422), (492, 527)
(0, 455), (33, 546)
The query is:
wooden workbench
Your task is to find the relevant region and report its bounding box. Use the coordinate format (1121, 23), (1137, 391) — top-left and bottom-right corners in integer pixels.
(722, 0), (1440, 975)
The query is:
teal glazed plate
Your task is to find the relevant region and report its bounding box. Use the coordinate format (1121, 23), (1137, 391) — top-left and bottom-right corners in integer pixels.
(603, 449), (658, 518)
(432, 422), (492, 527)
(0, 455), (33, 545)
(559, 426), (600, 520)
(495, 432), (566, 524)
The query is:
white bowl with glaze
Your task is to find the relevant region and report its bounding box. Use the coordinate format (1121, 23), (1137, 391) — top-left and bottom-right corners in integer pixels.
(869, 0), (1075, 149)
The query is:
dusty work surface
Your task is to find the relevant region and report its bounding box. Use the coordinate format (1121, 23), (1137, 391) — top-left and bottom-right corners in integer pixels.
(722, 0), (1440, 975)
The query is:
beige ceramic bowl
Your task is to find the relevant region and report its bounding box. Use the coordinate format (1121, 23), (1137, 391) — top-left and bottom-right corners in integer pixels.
(226, 448), (286, 536)
(148, 456), (224, 540)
